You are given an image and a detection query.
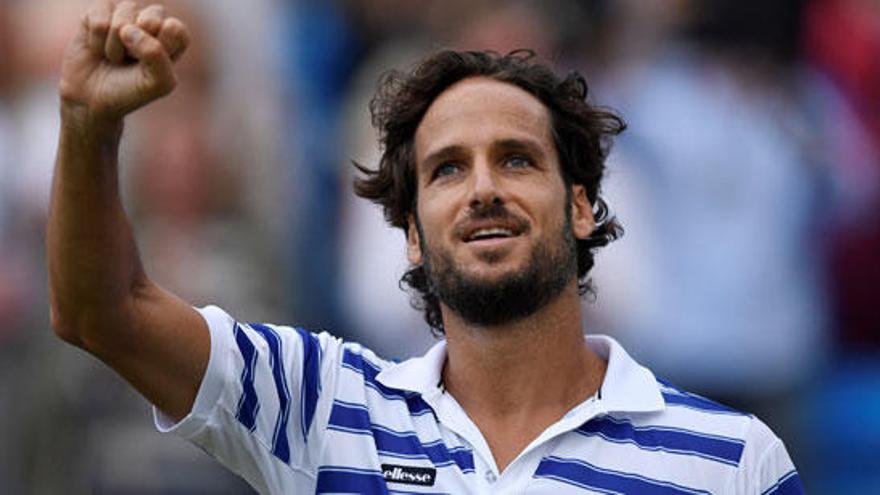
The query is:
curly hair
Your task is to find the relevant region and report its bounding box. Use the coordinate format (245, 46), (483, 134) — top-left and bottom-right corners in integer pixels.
(353, 49), (625, 335)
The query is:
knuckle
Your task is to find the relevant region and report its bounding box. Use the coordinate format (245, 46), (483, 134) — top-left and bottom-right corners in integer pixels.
(137, 17), (160, 31)
(91, 19), (111, 34)
(137, 4), (163, 20)
(162, 17), (184, 33)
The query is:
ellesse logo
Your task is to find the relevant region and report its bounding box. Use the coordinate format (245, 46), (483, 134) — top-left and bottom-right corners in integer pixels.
(381, 464), (437, 486)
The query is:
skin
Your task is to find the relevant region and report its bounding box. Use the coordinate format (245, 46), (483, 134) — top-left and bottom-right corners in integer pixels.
(409, 77), (608, 472)
(48, 0), (205, 421)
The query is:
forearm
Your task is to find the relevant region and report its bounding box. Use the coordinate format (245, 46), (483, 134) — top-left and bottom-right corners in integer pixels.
(47, 106), (147, 345)
(45, 2), (207, 420)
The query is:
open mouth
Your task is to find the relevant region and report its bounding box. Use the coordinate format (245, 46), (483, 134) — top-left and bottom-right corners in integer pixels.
(460, 219), (528, 244)
(465, 227), (517, 242)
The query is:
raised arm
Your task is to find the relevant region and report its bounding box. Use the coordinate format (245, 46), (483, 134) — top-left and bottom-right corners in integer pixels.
(48, 0), (207, 421)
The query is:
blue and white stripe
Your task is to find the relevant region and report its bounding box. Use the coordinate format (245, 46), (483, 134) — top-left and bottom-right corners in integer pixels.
(316, 465), (388, 494)
(657, 379), (747, 416)
(576, 415), (745, 466)
(295, 327), (322, 440)
(534, 456), (711, 494)
(762, 470), (803, 495)
(327, 399), (475, 473)
(248, 323), (293, 463)
(341, 349), (435, 418)
(342, 349), (412, 402)
(233, 323), (260, 431)
(228, 321), (324, 464)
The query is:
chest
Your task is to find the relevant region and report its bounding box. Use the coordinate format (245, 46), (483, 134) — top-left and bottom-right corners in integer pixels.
(314, 398), (735, 494)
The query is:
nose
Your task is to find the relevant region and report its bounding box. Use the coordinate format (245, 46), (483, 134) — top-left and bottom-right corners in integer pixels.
(468, 159), (502, 209)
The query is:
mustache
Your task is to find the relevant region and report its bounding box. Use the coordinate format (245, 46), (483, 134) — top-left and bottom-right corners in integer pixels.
(451, 202), (531, 238)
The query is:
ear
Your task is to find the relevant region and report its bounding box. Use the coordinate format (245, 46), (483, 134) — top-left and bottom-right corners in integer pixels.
(570, 185), (595, 240)
(406, 215), (423, 265)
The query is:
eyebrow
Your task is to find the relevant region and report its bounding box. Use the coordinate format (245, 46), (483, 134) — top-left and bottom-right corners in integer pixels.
(421, 145), (469, 172)
(493, 138), (547, 160)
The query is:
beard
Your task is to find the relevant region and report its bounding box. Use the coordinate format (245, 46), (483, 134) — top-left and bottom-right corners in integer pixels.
(416, 204), (578, 328)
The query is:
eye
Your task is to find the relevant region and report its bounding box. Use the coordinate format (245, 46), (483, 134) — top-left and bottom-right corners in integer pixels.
(504, 155), (533, 169)
(432, 162), (461, 179)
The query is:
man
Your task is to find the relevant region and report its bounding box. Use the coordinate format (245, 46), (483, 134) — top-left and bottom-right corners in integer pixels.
(48, 1), (804, 493)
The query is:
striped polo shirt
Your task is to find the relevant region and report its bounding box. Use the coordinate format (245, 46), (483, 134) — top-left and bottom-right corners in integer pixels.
(155, 305), (804, 494)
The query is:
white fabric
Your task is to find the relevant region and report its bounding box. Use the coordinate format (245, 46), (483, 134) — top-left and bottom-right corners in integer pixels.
(155, 305), (801, 494)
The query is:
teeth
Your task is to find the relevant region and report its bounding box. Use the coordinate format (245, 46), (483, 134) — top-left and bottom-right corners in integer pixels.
(470, 228), (513, 240)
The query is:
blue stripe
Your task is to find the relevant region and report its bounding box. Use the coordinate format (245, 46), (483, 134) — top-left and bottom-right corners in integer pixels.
(249, 323), (292, 463)
(233, 323), (260, 430)
(406, 395), (435, 417)
(342, 349), (413, 401)
(577, 416), (745, 466)
(372, 426), (475, 472)
(388, 490), (449, 495)
(661, 392), (745, 415)
(446, 446), (475, 474)
(327, 400), (475, 473)
(340, 351), (436, 419)
(316, 466), (388, 494)
(762, 470), (804, 495)
(534, 456), (710, 494)
(328, 400), (372, 433)
(296, 327), (322, 440)
(656, 377), (677, 388)
(656, 380), (744, 416)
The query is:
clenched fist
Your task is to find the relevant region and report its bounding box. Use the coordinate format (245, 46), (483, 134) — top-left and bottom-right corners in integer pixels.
(59, 0), (190, 130)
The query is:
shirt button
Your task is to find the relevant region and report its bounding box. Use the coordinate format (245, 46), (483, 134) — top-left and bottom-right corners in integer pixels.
(484, 470), (497, 483)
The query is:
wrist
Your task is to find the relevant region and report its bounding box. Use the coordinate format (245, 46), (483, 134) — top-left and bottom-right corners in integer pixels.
(59, 102), (124, 145)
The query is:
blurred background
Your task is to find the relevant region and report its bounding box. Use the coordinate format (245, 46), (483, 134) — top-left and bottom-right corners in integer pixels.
(0, 0), (878, 492)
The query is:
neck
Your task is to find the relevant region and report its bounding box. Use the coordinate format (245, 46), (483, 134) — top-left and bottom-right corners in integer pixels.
(441, 282), (606, 422)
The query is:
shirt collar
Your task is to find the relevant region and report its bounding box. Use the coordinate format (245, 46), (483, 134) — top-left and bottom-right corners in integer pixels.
(586, 335), (665, 413)
(375, 334), (665, 414)
(377, 339), (448, 398)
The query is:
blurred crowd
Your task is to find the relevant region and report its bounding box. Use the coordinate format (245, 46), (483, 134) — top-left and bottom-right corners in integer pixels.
(0, 0), (878, 493)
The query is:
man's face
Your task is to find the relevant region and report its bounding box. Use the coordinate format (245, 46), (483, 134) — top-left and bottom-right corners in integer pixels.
(408, 77), (595, 326)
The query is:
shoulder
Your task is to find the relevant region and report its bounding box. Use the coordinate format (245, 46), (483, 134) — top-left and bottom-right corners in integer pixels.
(539, 378), (803, 495)
(635, 378), (803, 494)
(587, 377), (757, 472)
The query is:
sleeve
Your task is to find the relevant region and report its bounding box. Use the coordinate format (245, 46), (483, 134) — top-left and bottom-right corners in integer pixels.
(153, 305), (343, 494)
(727, 417), (805, 494)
